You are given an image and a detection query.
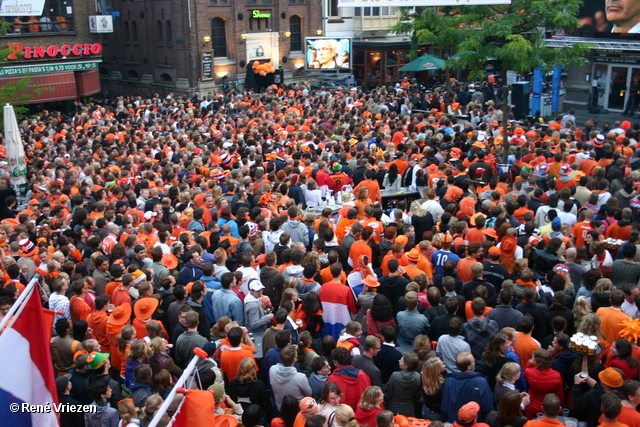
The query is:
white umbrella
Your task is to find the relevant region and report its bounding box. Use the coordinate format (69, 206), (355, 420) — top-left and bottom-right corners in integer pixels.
(3, 103), (27, 198)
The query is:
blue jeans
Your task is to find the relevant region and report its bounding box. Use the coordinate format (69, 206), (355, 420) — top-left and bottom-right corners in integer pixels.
(422, 405), (446, 422)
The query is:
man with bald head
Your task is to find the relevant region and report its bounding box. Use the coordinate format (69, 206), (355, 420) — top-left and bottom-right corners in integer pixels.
(565, 247), (587, 289)
(441, 352), (494, 423)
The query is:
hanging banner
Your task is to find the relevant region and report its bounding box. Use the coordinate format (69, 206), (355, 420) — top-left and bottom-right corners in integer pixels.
(338, 0), (510, 7)
(0, 0), (46, 16)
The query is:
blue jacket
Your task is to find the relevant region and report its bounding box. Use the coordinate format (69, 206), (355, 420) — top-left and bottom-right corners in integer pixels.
(396, 309), (430, 346)
(218, 218), (240, 238)
(200, 275), (221, 324)
(177, 262), (203, 286)
(441, 371), (494, 423)
(211, 288), (243, 325)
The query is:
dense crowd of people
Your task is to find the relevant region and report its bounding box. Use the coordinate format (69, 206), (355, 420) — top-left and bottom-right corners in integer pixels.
(0, 81), (640, 427)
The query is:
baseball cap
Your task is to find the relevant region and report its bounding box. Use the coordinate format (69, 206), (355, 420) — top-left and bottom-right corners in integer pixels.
(459, 402), (480, 423)
(488, 246), (501, 256)
(249, 280), (265, 291)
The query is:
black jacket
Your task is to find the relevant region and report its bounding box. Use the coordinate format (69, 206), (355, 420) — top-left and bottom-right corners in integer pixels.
(378, 275), (411, 315)
(228, 378), (273, 421)
(530, 248), (561, 281)
(260, 266), (284, 308)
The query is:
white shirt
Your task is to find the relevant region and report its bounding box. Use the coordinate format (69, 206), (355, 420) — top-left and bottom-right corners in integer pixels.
(236, 266), (259, 295)
(421, 199), (444, 223)
(622, 299), (639, 317)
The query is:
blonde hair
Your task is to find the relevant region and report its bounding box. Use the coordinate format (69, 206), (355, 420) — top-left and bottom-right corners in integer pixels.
(212, 316), (231, 338)
(283, 277), (298, 290)
(496, 361), (521, 386)
(411, 201), (426, 217)
(422, 357), (445, 395)
(335, 404), (359, 427)
(358, 386), (383, 410)
(573, 296), (592, 330)
(118, 399), (139, 425)
(578, 313), (603, 337)
(148, 337), (165, 355)
(237, 357), (258, 383)
(593, 278), (612, 295)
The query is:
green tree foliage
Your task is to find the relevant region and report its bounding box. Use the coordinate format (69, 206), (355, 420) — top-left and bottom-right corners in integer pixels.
(393, 0), (591, 162)
(393, 0), (591, 79)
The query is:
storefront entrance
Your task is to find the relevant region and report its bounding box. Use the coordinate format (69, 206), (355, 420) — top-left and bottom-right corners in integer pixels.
(593, 62), (640, 112)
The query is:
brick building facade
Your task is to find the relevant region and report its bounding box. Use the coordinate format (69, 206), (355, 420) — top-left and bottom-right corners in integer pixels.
(100, 0), (322, 96)
(0, 0), (103, 103)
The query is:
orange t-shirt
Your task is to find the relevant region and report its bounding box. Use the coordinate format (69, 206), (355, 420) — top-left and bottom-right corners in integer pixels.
(320, 266), (347, 284)
(512, 332), (540, 369)
(572, 221), (594, 247)
(381, 254), (409, 276)
(219, 348), (257, 382)
(69, 295), (92, 324)
(606, 223), (631, 240)
(104, 281), (122, 297)
(404, 265), (424, 280)
(466, 228), (486, 245)
(335, 218), (357, 244)
(87, 311), (109, 348)
(133, 317), (168, 340)
(416, 257), (434, 279)
(349, 240), (372, 265)
(112, 287), (132, 307)
(514, 208), (534, 225)
(457, 257), (478, 283)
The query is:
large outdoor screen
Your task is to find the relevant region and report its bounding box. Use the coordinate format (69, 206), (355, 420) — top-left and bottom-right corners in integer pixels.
(576, 2), (640, 36)
(305, 38), (352, 70)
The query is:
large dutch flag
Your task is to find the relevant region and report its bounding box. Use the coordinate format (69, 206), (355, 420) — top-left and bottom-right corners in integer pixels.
(0, 282), (58, 427)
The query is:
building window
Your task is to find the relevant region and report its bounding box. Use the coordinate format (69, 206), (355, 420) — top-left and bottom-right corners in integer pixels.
(132, 20), (138, 44)
(329, 0), (339, 17)
(156, 21), (163, 46)
(2, 0), (75, 35)
(211, 17), (227, 58)
(124, 20), (130, 44)
(249, 16), (269, 31)
(246, 0), (257, 4)
(160, 73), (173, 82)
(290, 15), (302, 52)
(210, 0), (228, 4)
(166, 21), (172, 45)
(128, 70), (139, 79)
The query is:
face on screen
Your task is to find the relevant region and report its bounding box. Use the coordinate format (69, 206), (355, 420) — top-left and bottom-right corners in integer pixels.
(607, 0), (640, 32)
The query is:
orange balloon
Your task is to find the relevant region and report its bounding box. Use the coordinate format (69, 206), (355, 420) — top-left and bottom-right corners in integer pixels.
(253, 61), (259, 67)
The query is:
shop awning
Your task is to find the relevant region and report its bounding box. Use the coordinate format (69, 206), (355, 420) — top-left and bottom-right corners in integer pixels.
(0, 72), (76, 104)
(75, 69), (101, 96)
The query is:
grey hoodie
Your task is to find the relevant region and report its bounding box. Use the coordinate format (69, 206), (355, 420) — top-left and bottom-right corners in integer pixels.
(283, 265), (304, 282)
(297, 280), (321, 300)
(84, 401), (119, 427)
(282, 219), (309, 247)
(269, 363), (312, 410)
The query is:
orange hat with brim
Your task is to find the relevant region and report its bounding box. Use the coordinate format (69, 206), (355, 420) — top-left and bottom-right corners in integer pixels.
(162, 254), (178, 270)
(500, 235), (517, 257)
(362, 275), (379, 288)
(109, 304), (132, 325)
(406, 248), (421, 262)
(483, 228), (498, 239)
(470, 212), (487, 226)
(134, 297), (159, 320)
